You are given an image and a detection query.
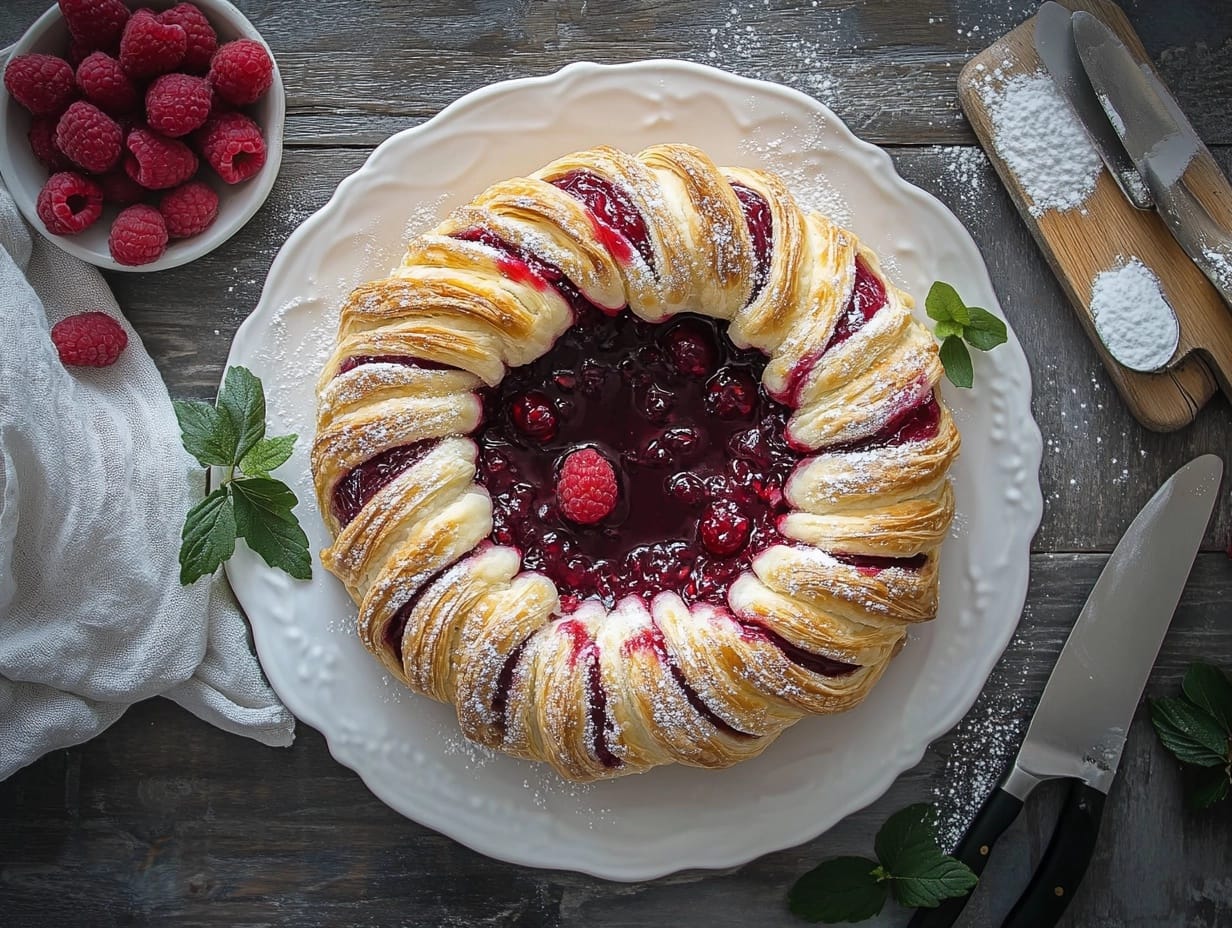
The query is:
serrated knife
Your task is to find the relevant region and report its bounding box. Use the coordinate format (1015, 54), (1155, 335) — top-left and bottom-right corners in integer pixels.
(1072, 11), (1232, 308)
(1033, 2), (1152, 209)
(910, 454), (1223, 928)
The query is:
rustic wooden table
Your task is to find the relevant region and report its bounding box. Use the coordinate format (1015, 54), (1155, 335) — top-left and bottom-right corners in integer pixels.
(2, 1), (1230, 925)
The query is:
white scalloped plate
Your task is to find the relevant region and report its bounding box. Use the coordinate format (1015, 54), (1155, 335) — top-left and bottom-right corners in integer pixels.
(223, 60), (1043, 881)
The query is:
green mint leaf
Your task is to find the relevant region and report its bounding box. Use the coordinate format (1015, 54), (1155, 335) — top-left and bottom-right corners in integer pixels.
(1189, 765), (1231, 809)
(788, 856), (888, 924)
(940, 336), (974, 388)
(179, 486), (237, 584)
(874, 803), (941, 874)
(231, 477), (312, 580)
(933, 319), (966, 341)
(887, 855), (980, 909)
(239, 433), (297, 478)
(1182, 663), (1232, 733)
(925, 281), (969, 326)
(217, 366), (266, 464)
(962, 307), (1008, 351)
(173, 398), (237, 467)
(1151, 697), (1230, 767)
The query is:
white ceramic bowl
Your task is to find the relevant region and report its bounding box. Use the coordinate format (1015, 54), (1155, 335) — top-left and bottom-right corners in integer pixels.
(0, 0), (285, 272)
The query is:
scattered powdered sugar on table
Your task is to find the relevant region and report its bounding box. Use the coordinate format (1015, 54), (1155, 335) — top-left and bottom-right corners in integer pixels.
(1089, 258), (1179, 372)
(979, 71), (1102, 217)
(1203, 247), (1232, 293)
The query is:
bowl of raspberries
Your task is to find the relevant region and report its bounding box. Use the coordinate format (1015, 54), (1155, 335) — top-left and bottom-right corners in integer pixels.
(0, 0), (284, 270)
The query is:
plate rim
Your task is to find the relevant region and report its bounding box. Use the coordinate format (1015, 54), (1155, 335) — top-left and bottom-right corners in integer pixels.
(225, 58), (1044, 881)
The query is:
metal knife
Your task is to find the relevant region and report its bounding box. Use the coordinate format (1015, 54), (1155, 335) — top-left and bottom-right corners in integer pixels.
(910, 454), (1224, 928)
(1072, 12), (1232, 308)
(1034, 1), (1152, 209)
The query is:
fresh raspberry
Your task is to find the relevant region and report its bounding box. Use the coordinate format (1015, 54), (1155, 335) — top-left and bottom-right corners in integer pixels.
(159, 180), (218, 238)
(119, 9), (187, 80)
(699, 500), (751, 557)
(145, 73), (212, 137)
(4, 54), (77, 116)
(28, 116), (71, 171)
(76, 52), (138, 115)
(59, 0), (130, 51)
(50, 311), (128, 367)
(196, 111), (266, 184)
(98, 169), (146, 205)
(36, 171), (103, 235)
(158, 3), (218, 73)
(55, 100), (122, 173)
(208, 39), (273, 105)
(556, 449), (618, 525)
(108, 204), (168, 266)
(124, 127), (198, 190)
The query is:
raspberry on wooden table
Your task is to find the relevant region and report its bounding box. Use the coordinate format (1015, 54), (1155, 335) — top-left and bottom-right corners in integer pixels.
(98, 169), (146, 206)
(158, 3), (218, 73)
(196, 111), (266, 184)
(124, 127), (198, 190)
(119, 9), (187, 80)
(50, 311), (128, 368)
(59, 0), (130, 51)
(76, 51), (138, 115)
(159, 180), (218, 238)
(28, 116), (71, 171)
(108, 204), (168, 266)
(36, 171), (103, 235)
(4, 54), (77, 116)
(208, 38), (273, 105)
(55, 100), (122, 174)
(145, 73), (212, 137)
(556, 448), (618, 525)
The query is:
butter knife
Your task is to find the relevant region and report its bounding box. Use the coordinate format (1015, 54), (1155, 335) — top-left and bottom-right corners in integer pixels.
(1072, 11), (1232, 307)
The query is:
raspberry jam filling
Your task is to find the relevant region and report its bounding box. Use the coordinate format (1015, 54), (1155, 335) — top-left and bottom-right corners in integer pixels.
(476, 306), (801, 611)
(337, 355), (456, 376)
(831, 394), (942, 453)
(452, 227), (593, 314)
(331, 440), (436, 526)
(551, 170), (655, 270)
(731, 183), (773, 298)
(831, 552), (928, 576)
(739, 621), (858, 677)
(561, 619), (622, 768)
(381, 558), (460, 659)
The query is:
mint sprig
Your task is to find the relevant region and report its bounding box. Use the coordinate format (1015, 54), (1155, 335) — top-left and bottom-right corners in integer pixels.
(788, 803), (977, 924)
(926, 281), (1007, 388)
(174, 366), (311, 585)
(1151, 662), (1232, 808)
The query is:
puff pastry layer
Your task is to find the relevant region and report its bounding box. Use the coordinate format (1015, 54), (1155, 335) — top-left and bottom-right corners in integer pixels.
(312, 144), (960, 782)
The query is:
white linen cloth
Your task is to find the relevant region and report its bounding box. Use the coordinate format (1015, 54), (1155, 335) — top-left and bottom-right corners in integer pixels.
(0, 181), (294, 780)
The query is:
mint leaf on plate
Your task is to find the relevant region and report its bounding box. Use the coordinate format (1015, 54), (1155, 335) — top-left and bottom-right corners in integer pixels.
(926, 281), (967, 325)
(939, 335), (974, 389)
(179, 486), (237, 584)
(239, 433), (297, 478)
(789, 856), (888, 924)
(231, 477), (312, 580)
(173, 398), (238, 467)
(217, 365), (267, 463)
(963, 307), (1008, 351)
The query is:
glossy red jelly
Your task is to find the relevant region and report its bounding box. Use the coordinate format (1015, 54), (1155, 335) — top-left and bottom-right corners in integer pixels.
(551, 170), (655, 269)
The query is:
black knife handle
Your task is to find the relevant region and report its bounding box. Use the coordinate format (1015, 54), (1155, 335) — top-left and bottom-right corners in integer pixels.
(1000, 781), (1106, 928)
(907, 786), (1025, 928)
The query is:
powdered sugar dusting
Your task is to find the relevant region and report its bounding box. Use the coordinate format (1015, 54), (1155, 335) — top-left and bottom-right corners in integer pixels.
(979, 71), (1102, 218)
(1089, 258), (1179, 372)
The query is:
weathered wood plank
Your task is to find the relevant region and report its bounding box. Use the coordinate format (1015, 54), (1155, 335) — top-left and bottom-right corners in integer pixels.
(1, 1), (1229, 146)
(1, 554), (1228, 927)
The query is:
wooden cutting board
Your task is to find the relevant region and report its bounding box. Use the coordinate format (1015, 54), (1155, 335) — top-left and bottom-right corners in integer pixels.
(958, 0), (1232, 432)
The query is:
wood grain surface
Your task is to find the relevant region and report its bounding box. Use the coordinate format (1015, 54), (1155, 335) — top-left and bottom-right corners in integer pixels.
(1, 2), (1231, 927)
(958, 0), (1232, 432)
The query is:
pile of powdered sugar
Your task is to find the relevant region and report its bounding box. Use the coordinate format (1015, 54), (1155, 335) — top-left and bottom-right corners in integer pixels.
(979, 71), (1102, 217)
(1089, 258), (1179, 372)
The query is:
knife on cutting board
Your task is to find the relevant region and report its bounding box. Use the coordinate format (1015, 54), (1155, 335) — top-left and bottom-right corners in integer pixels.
(1033, 1), (1152, 210)
(1071, 11), (1232, 309)
(910, 454), (1224, 928)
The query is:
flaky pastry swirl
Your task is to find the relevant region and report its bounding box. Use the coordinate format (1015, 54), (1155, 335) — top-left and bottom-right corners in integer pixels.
(312, 144), (960, 782)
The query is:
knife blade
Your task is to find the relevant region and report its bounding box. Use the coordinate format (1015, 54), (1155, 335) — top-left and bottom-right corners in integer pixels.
(909, 454), (1223, 928)
(1073, 12), (1232, 307)
(1009, 452), (1222, 794)
(1033, 2), (1151, 209)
